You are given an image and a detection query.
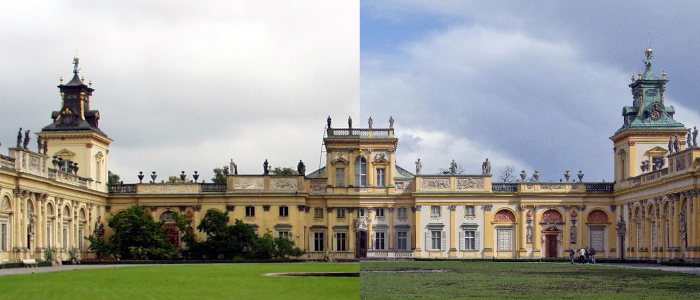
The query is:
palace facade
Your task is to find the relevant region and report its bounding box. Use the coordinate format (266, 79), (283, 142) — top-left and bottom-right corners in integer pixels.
(1, 49), (699, 262)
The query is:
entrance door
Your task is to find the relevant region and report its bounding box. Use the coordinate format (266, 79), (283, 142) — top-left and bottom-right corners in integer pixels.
(619, 235), (625, 259)
(355, 231), (367, 258)
(545, 234), (558, 258)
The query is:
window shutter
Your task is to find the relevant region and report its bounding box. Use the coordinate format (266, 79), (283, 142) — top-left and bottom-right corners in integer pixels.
(459, 231), (464, 251)
(425, 232), (430, 251)
(309, 233), (314, 251)
(333, 233), (337, 251)
(441, 231), (447, 250)
(475, 231), (481, 250)
(394, 231), (398, 251)
(407, 231), (412, 250)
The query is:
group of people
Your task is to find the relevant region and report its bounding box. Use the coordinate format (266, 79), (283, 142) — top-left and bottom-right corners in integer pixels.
(569, 246), (596, 264)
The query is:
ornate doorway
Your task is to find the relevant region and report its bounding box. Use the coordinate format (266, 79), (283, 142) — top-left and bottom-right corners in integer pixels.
(544, 232), (560, 258)
(356, 231), (367, 258)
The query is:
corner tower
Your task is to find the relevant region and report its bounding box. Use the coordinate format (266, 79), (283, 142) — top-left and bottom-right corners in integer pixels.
(610, 48), (687, 183)
(37, 57), (112, 192)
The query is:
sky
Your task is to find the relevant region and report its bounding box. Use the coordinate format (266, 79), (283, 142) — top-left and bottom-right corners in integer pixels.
(361, 1), (700, 182)
(0, 0), (359, 182)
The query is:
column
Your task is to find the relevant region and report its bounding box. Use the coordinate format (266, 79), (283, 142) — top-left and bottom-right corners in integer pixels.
(413, 205), (421, 256)
(532, 206), (540, 254)
(327, 207), (333, 251)
(671, 198), (679, 258)
(348, 208), (355, 254)
(483, 205), (494, 258)
(562, 206), (571, 252)
(448, 205), (456, 257)
(367, 208), (374, 250)
(518, 205), (527, 258)
(608, 205), (619, 259)
(388, 207), (394, 250)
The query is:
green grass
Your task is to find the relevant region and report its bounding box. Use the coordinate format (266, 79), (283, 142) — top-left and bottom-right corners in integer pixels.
(360, 261), (700, 299)
(0, 263), (359, 300)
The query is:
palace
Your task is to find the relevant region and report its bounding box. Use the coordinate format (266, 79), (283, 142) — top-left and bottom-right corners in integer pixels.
(1, 49), (699, 262)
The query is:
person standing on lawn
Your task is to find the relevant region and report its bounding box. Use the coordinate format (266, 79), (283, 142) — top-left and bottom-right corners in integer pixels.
(569, 248), (575, 264)
(590, 247), (596, 264)
(579, 247), (586, 264)
(585, 246), (591, 263)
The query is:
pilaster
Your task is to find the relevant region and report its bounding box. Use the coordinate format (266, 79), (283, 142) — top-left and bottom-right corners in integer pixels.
(448, 205), (457, 257)
(482, 205), (493, 258)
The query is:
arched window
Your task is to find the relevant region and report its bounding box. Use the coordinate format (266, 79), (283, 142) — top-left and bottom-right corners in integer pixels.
(355, 157), (367, 187)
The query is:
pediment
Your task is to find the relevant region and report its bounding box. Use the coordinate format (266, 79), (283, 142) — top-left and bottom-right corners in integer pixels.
(55, 149), (76, 157)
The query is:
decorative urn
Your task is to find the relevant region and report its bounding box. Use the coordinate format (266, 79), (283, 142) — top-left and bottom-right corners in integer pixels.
(564, 170), (570, 182)
(577, 170), (584, 182)
(138, 171), (144, 183)
(520, 170), (527, 181)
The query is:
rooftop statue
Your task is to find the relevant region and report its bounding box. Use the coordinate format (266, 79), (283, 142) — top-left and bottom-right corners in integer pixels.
(415, 158), (422, 175)
(450, 159), (458, 174)
(668, 136), (674, 154)
(263, 159), (269, 175)
(368, 116), (373, 129)
(348, 116), (352, 129)
(644, 48), (653, 70)
(326, 116), (331, 129)
(230, 159), (238, 175)
(297, 160), (306, 175)
(674, 134), (680, 153)
(16, 128), (22, 148)
(389, 116), (394, 128)
(23, 130), (30, 149)
(694, 126), (698, 148)
(73, 56), (80, 74)
(482, 158), (491, 175)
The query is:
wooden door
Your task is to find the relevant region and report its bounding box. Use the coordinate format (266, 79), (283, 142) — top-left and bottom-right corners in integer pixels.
(546, 235), (557, 258)
(356, 231), (367, 258)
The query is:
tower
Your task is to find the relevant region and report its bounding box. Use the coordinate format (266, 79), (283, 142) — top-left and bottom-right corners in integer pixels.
(37, 57), (112, 192)
(610, 48), (686, 184)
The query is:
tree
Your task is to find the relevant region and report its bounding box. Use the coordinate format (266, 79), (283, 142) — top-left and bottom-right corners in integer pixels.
(106, 206), (184, 260)
(499, 165), (516, 182)
(211, 166), (229, 184)
(271, 166), (297, 175)
(193, 209), (256, 259)
(167, 176), (180, 183)
(108, 171), (121, 184)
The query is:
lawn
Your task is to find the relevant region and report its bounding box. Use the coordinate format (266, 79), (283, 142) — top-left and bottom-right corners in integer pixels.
(360, 261), (700, 299)
(0, 263), (359, 300)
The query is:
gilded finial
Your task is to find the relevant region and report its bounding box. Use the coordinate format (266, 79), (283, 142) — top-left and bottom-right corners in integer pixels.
(638, 70), (642, 79)
(59, 76), (63, 84)
(88, 80), (93, 88)
(631, 75), (635, 83)
(81, 76), (85, 83)
(662, 70), (666, 79)
(72, 55), (80, 74)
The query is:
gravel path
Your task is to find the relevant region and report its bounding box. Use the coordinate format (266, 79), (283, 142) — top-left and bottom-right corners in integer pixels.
(595, 263), (700, 276)
(0, 264), (157, 277)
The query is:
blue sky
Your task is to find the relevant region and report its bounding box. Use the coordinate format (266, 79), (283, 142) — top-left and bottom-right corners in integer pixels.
(361, 0), (700, 182)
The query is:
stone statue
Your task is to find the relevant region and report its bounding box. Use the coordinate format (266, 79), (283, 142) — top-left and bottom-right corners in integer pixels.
(73, 56), (80, 74)
(16, 128), (22, 148)
(297, 160), (306, 175)
(327, 116), (332, 129)
(669, 136), (674, 154)
(482, 158), (491, 175)
(230, 159), (237, 175)
(389, 116), (394, 128)
(415, 158), (422, 175)
(368, 116), (373, 129)
(450, 159), (457, 174)
(348, 116), (352, 128)
(526, 227), (533, 244)
(36, 136), (42, 153)
(23, 130), (30, 149)
(263, 159), (269, 175)
(644, 47), (653, 70)
(43, 140), (48, 155)
(688, 129), (692, 148)
(674, 134), (680, 153)
(641, 160), (649, 173)
(694, 126), (698, 148)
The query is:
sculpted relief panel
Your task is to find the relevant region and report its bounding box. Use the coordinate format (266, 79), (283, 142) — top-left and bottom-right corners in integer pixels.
(310, 179), (326, 194)
(395, 180), (413, 193)
(234, 177), (264, 190)
(271, 178), (297, 191)
(421, 178), (450, 190)
(456, 178), (484, 190)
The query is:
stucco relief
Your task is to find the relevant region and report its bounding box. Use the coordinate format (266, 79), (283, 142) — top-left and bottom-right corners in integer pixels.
(493, 210), (516, 222)
(271, 178), (297, 190)
(421, 178), (450, 190)
(234, 177), (264, 190)
(587, 210), (609, 223)
(395, 180), (413, 193)
(541, 210), (563, 223)
(1, 197), (10, 211)
(29, 156), (40, 173)
(310, 180), (325, 194)
(456, 178), (484, 190)
(540, 184), (565, 190)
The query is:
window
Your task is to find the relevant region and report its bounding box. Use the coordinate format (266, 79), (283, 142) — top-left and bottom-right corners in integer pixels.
(336, 233), (346, 251)
(465, 205), (475, 216)
(374, 232), (385, 250)
(590, 228), (604, 252)
(335, 168), (345, 187)
(0, 223), (6, 251)
(79, 227), (84, 251)
(47, 224), (52, 248)
(431, 231), (442, 250)
(278, 231), (291, 239)
(355, 157), (367, 186)
(398, 207), (407, 218)
(314, 208), (324, 219)
(375, 208), (384, 218)
(397, 231), (408, 250)
(279, 206), (289, 217)
(431, 206), (441, 217)
(337, 208), (346, 219)
(63, 225), (69, 250)
(464, 230), (475, 250)
(497, 229), (512, 251)
(245, 206), (255, 217)
(666, 220), (670, 248)
(314, 232), (324, 252)
(358, 208), (365, 217)
(376, 168), (386, 187)
(636, 222), (641, 250)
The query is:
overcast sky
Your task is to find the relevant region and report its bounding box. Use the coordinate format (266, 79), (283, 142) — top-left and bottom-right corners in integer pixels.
(0, 1), (359, 182)
(361, 1), (700, 182)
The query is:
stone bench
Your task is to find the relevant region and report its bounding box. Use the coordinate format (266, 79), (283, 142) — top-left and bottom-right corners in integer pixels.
(21, 259), (38, 268)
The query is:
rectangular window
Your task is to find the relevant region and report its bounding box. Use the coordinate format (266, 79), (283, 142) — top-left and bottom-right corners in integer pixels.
(666, 221), (670, 249)
(397, 231), (408, 250)
(431, 231), (442, 250)
(314, 208), (324, 219)
(0, 223), (6, 251)
(278, 231), (291, 239)
(337, 208), (346, 219)
(465, 205), (475, 216)
(358, 208), (365, 217)
(431, 206), (441, 217)
(336, 233), (346, 251)
(314, 232), (324, 252)
(335, 168), (345, 187)
(375, 208), (384, 217)
(497, 229), (512, 251)
(398, 207), (407, 218)
(374, 232), (385, 250)
(279, 206), (289, 217)
(246, 206), (255, 217)
(376, 168), (386, 187)
(464, 230), (476, 250)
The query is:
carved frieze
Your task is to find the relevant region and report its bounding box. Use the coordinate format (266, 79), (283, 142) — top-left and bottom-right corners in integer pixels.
(540, 184), (565, 190)
(395, 180), (413, 193)
(587, 210), (609, 223)
(421, 178), (450, 190)
(271, 178), (297, 190)
(234, 177), (264, 190)
(310, 179), (326, 194)
(456, 178), (484, 190)
(541, 210), (563, 223)
(493, 210), (515, 222)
